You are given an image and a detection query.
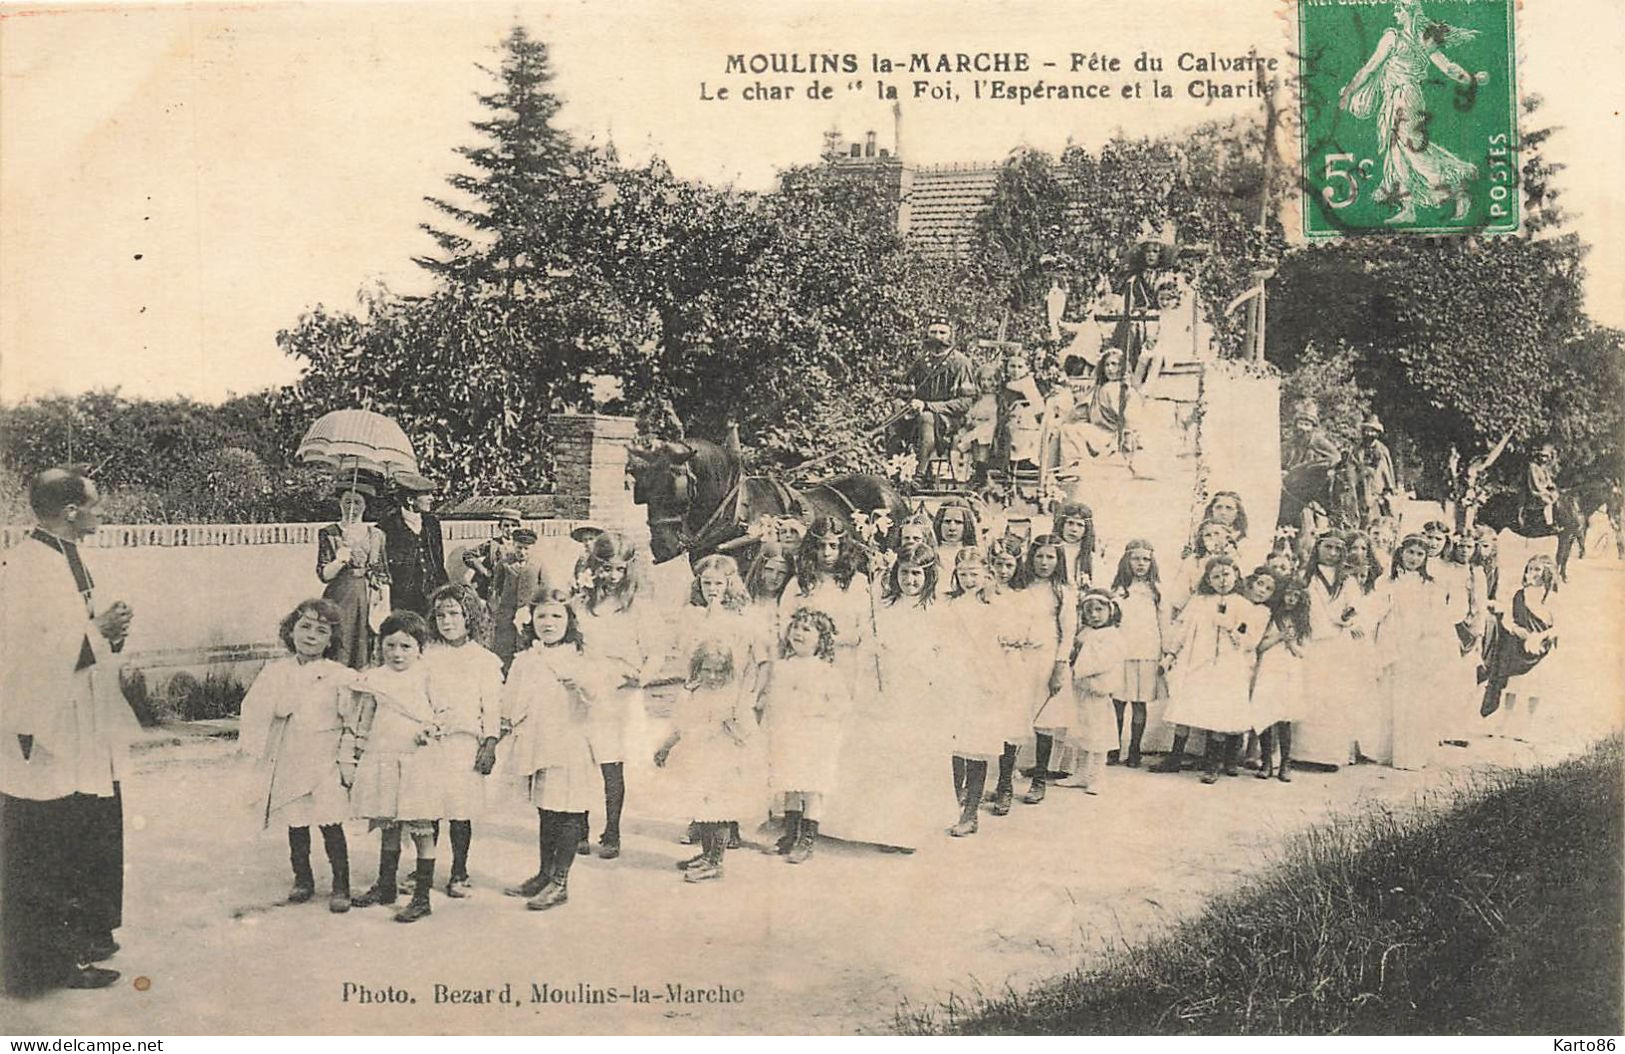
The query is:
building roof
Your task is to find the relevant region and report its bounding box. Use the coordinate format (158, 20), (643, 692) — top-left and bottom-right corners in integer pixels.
(899, 163), (1003, 257)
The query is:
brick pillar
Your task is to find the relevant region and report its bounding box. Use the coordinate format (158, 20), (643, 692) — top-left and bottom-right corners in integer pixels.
(549, 413), (639, 528)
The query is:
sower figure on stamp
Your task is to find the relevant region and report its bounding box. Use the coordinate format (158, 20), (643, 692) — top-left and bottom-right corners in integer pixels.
(894, 316), (977, 487)
(0, 467), (139, 993)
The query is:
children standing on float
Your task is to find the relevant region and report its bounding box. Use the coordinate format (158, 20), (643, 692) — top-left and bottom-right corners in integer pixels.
(762, 608), (854, 864)
(1251, 570), (1309, 781)
(1378, 534), (1453, 769)
(1161, 556), (1264, 783)
(579, 531), (664, 860)
(422, 584), (503, 897)
(1479, 555), (1560, 738)
(1065, 589), (1128, 794)
(1107, 539), (1167, 770)
(831, 543), (956, 850)
(238, 598), (355, 912)
(944, 549), (1001, 836)
(500, 589), (601, 911)
(346, 611), (443, 922)
(1018, 534), (1076, 803)
(655, 639), (763, 882)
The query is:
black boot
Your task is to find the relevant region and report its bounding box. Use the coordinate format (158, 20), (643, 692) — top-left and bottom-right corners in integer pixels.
(1126, 703), (1147, 767)
(1200, 735), (1223, 784)
(507, 810), (551, 897)
(599, 763), (625, 859)
(685, 823), (724, 882)
(320, 824), (350, 913)
(352, 846), (400, 907)
(993, 744), (1016, 815)
(787, 818), (818, 864)
(768, 810), (801, 855)
(287, 826), (315, 903)
(950, 759), (986, 836)
(394, 858), (434, 923)
(727, 821), (741, 850)
(528, 811), (576, 911)
(952, 755), (967, 804)
(447, 820), (473, 898)
(1277, 725), (1294, 783)
(1153, 731), (1189, 773)
(1026, 734), (1052, 802)
(1108, 700), (1126, 766)
(576, 810), (592, 856)
(1223, 734), (1242, 777)
(1257, 729), (1276, 779)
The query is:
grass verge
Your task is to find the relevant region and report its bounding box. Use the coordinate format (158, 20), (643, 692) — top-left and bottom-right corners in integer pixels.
(901, 736), (1623, 1035)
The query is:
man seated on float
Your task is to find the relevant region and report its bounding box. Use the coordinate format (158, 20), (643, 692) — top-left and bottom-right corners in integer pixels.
(896, 317), (978, 484)
(1049, 345), (1149, 499)
(1039, 348), (1098, 502)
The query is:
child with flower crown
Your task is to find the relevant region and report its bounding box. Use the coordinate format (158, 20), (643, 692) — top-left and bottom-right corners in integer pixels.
(1161, 556), (1264, 783)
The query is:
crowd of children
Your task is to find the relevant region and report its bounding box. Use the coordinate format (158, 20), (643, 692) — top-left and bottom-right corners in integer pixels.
(238, 492), (1561, 920)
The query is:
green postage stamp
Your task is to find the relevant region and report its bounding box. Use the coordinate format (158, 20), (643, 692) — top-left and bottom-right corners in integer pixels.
(1297, 0), (1518, 237)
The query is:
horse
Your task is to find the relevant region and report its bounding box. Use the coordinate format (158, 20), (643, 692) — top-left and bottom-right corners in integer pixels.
(1473, 460), (1621, 579)
(1278, 453), (1362, 538)
(625, 437), (913, 568)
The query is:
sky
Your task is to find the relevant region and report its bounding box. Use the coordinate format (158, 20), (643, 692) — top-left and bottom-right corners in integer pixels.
(1, 0), (1620, 404)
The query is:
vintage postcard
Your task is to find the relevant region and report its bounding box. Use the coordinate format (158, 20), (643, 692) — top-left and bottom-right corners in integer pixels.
(0, 0), (1620, 1039)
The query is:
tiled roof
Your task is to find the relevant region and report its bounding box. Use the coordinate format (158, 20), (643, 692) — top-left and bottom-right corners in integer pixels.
(900, 163), (1002, 257)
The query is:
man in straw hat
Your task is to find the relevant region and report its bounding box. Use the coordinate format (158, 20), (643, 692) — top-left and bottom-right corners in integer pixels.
(463, 506), (523, 602)
(1354, 414), (1398, 523)
(1283, 400), (1342, 475)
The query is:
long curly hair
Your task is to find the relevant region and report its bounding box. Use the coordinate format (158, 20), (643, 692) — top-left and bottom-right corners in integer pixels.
(795, 516), (862, 594)
(1051, 502), (1096, 581)
(780, 607), (839, 662)
(689, 553), (749, 611)
(883, 542), (940, 607)
(745, 540), (797, 602)
(1109, 538), (1161, 606)
(427, 583), (495, 649)
(278, 598), (346, 661)
(586, 531), (643, 615)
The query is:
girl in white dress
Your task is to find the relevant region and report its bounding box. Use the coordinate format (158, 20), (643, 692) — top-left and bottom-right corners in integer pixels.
(762, 608), (854, 864)
(945, 548), (1000, 836)
(1339, 534), (1392, 763)
(1066, 590), (1128, 793)
(1194, 490), (1251, 563)
(986, 535), (1037, 815)
(1162, 556), (1265, 783)
(673, 555), (754, 850)
(1107, 539), (1168, 770)
(655, 639), (764, 882)
(1252, 572), (1310, 782)
(823, 544), (951, 852)
(931, 500), (980, 573)
(1154, 520), (1239, 770)
(1295, 532), (1386, 767)
(1052, 502), (1097, 589)
(1018, 535), (1076, 803)
(238, 598), (356, 912)
(1378, 534), (1454, 769)
(579, 531), (665, 860)
(347, 612), (444, 923)
(422, 584), (503, 897)
(500, 589), (605, 911)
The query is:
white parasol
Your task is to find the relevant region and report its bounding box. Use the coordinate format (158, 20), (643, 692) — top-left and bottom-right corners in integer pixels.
(296, 409), (419, 484)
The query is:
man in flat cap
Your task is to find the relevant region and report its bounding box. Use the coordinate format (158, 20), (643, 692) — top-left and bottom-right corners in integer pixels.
(463, 506), (523, 603)
(1353, 414), (1398, 524)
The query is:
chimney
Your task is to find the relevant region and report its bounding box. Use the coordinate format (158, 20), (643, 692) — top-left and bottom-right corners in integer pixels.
(865, 130), (877, 158)
(892, 102), (904, 164)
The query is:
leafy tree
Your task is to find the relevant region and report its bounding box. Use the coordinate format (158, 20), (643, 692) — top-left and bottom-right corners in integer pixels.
(1266, 96), (1620, 497)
